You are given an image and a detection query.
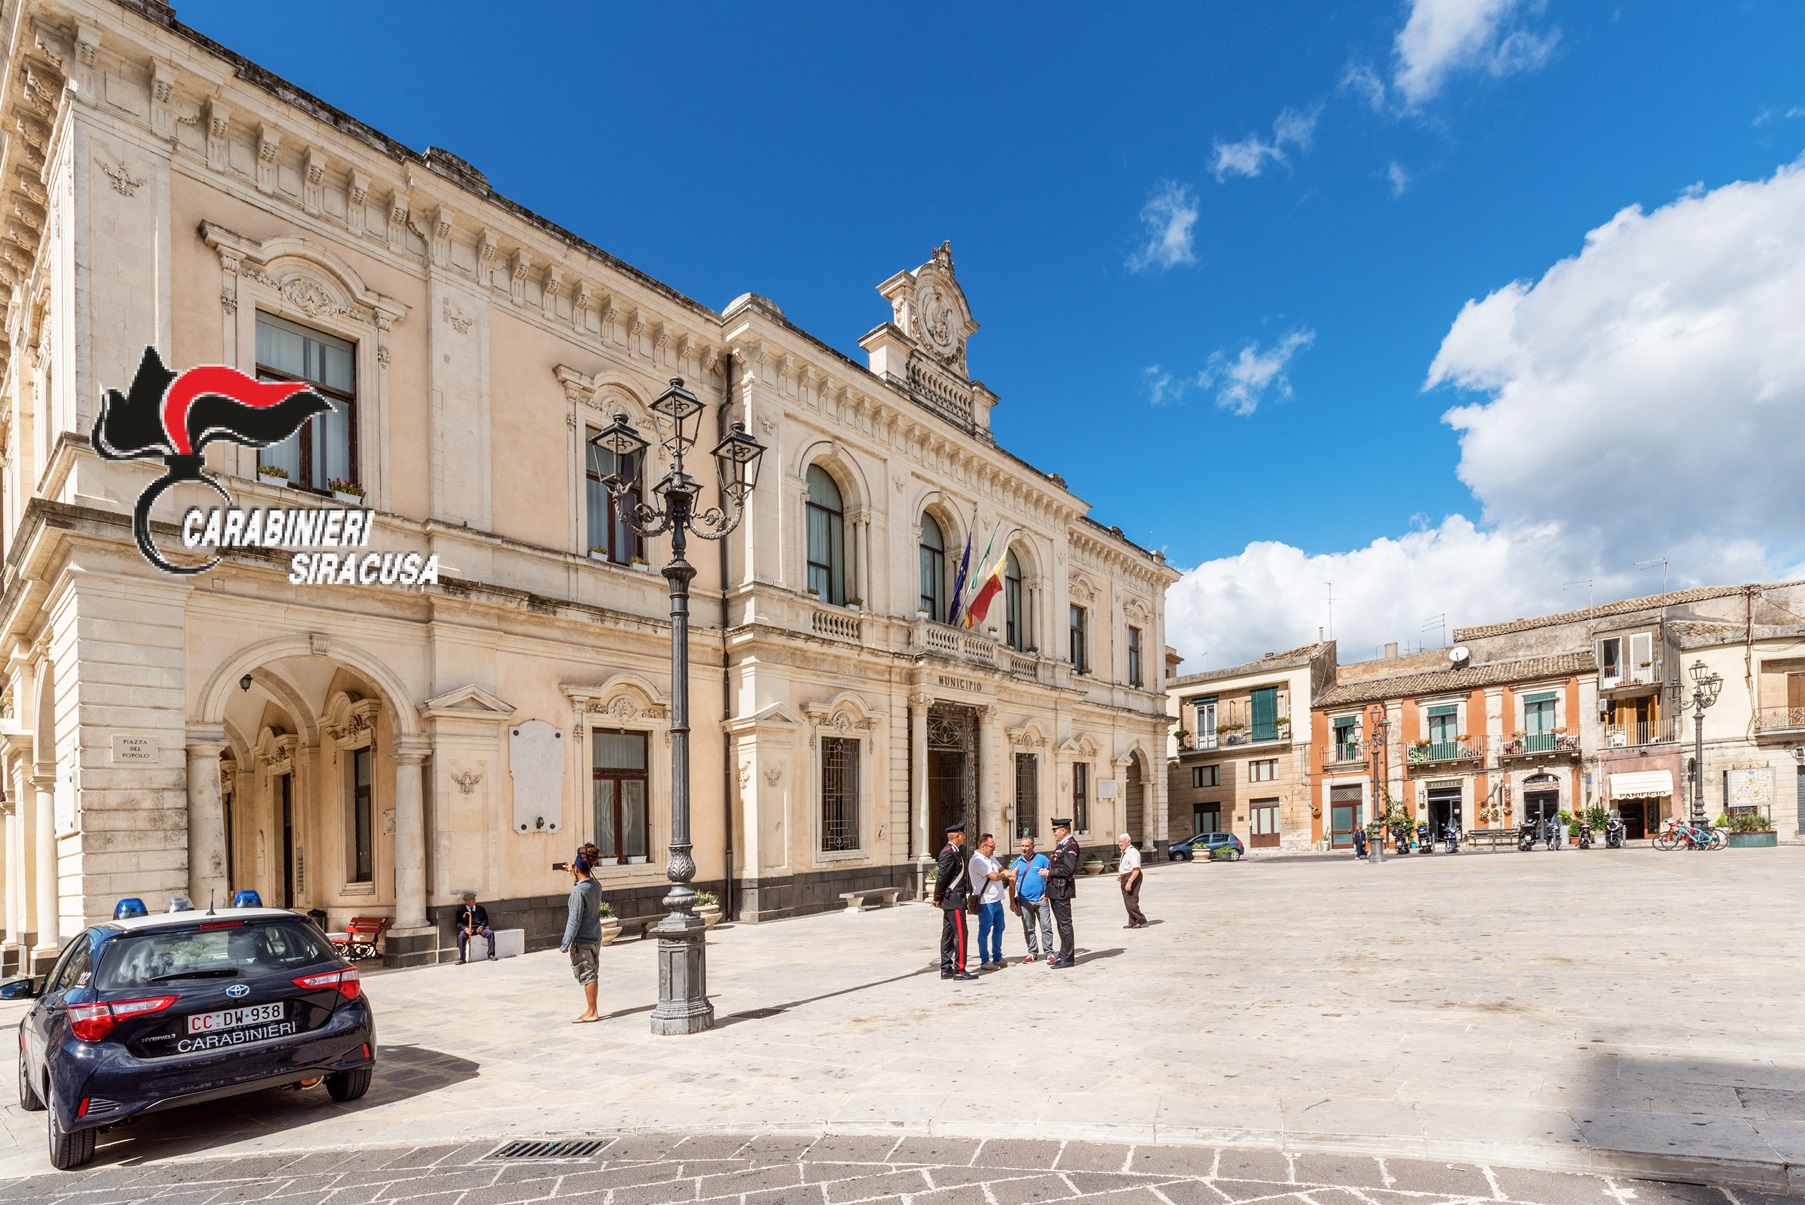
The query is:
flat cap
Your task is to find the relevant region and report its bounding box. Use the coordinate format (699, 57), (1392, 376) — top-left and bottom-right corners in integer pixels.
(1050, 817), (1073, 829)
(943, 822), (966, 836)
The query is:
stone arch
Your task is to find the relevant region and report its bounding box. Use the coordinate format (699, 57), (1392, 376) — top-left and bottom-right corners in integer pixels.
(32, 662), (53, 768)
(196, 635), (421, 737)
(794, 439), (870, 514)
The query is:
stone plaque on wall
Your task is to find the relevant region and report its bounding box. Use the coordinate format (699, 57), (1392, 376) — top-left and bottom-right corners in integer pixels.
(509, 720), (564, 834)
(112, 734), (156, 763)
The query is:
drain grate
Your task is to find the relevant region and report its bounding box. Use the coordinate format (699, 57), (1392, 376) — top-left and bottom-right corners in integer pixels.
(485, 1139), (608, 1162)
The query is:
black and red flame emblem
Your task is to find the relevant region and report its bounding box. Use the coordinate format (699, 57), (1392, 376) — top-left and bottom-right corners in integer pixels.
(92, 347), (331, 574)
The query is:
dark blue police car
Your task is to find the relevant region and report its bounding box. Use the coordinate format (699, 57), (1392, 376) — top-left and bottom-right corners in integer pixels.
(9, 901), (376, 1169)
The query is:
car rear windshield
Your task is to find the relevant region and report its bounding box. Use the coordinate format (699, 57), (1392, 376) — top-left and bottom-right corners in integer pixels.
(94, 921), (338, 989)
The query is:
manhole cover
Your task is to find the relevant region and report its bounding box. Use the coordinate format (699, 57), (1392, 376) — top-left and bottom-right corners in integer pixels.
(484, 1139), (608, 1161)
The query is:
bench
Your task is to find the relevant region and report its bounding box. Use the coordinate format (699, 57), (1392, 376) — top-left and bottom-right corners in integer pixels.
(1464, 828), (1517, 851)
(465, 928), (526, 960)
(613, 913), (664, 941)
(331, 916), (390, 961)
(839, 888), (904, 913)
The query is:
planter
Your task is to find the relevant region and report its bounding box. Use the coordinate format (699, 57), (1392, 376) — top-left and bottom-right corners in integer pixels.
(332, 491), (364, 506)
(598, 919), (622, 947)
(1082, 860), (1105, 876)
(695, 903), (722, 928)
(631, 562), (653, 573)
(1727, 832), (1778, 848)
(257, 473), (289, 489)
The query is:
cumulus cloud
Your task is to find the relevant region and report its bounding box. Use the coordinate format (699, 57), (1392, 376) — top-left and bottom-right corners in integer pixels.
(1387, 161), (1412, 197)
(1392, 0), (1557, 107)
(1212, 106), (1320, 181)
(1167, 158), (1805, 670)
(1198, 329), (1316, 416)
(1143, 365), (1184, 406)
(1126, 182), (1199, 273)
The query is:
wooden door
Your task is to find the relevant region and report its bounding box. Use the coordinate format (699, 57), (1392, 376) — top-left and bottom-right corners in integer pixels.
(1250, 799), (1280, 847)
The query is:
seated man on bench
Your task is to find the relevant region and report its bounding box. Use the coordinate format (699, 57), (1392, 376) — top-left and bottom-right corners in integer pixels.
(456, 890), (496, 964)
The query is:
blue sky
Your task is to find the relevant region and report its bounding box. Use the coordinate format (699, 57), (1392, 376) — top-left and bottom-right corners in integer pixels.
(179, 1), (1805, 666)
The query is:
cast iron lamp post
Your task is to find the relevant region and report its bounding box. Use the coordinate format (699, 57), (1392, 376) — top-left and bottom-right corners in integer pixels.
(1676, 658), (1723, 829)
(1367, 703), (1389, 864)
(591, 378), (766, 1036)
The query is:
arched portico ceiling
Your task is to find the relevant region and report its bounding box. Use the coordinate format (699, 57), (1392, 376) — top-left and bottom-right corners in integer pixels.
(196, 634), (422, 738)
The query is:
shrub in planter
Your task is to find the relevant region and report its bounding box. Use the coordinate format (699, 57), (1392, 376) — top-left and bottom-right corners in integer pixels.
(693, 891), (722, 928)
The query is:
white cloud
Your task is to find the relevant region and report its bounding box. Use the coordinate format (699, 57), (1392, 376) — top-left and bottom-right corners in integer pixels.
(1143, 365), (1184, 406)
(1387, 161), (1412, 197)
(1392, 0), (1557, 107)
(1167, 157), (1805, 670)
(1198, 329), (1315, 416)
(1212, 106), (1320, 181)
(1341, 62), (1388, 111)
(1126, 182), (1199, 273)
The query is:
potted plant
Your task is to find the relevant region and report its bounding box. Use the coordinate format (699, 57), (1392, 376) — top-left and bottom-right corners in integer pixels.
(257, 463), (289, 488)
(846, 597), (863, 612)
(807, 587), (821, 598)
(694, 891), (722, 928)
(1082, 853), (1105, 875)
(597, 900), (621, 947)
(1726, 811), (1777, 848)
(328, 477), (365, 506)
(629, 556), (652, 573)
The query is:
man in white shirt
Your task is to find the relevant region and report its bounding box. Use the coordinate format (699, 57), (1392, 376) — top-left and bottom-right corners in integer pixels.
(1116, 833), (1147, 928)
(968, 833), (1009, 970)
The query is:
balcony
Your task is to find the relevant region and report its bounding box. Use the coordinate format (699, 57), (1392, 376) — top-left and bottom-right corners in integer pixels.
(1605, 718), (1679, 747)
(1322, 741), (1366, 767)
(1406, 738), (1485, 767)
(910, 618), (1054, 684)
(1498, 732), (1581, 760)
(1755, 706), (1805, 735)
(1193, 721), (1292, 751)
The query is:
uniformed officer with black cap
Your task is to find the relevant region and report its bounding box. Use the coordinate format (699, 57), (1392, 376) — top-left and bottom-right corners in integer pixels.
(1046, 817), (1079, 968)
(934, 822), (977, 980)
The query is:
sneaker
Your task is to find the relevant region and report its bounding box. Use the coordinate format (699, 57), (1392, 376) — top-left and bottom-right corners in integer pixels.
(1020, 955), (1037, 965)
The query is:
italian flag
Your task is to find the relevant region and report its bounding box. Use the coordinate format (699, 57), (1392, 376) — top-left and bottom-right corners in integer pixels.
(961, 550), (1008, 630)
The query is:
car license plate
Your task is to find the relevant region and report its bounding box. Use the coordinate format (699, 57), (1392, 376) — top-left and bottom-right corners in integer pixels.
(186, 1002), (285, 1035)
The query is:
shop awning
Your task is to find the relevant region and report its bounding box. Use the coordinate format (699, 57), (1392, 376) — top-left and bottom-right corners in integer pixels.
(1610, 770), (1673, 800)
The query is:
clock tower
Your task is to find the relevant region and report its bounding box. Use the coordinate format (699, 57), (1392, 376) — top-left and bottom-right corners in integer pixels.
(860, 242), (998, 438)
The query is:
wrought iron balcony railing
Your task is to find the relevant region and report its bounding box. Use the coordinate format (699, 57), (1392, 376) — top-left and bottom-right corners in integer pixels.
(1755, 705), (1805, 734)
(1406, 738), (1485, 765)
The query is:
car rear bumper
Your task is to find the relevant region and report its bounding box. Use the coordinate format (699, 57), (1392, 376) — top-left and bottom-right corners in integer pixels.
(55, 999), (375, 1133)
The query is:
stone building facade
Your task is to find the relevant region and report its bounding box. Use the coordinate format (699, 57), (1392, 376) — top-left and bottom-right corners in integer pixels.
(0, 0), (1175, 969)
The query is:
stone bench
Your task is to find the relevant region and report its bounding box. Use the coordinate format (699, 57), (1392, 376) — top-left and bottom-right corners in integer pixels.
(614, 914), (664, 941)
(1463, 828), (1516, 850)
(466, 929), (526, 960)
(840, 888), (903, 913)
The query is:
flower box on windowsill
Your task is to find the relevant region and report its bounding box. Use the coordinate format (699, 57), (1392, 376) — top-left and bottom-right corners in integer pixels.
(257, 470), (289, 489)
(629, 559), (653, 573)
(332, 491), (364, 506)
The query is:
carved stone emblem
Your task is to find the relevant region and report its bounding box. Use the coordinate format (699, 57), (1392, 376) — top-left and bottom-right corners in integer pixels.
(450, 767), (483, 795)
(98, 159), (146, 197)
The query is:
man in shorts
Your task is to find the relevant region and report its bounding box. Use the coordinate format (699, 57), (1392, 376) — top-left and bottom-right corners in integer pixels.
(559, 854), (603, 1022)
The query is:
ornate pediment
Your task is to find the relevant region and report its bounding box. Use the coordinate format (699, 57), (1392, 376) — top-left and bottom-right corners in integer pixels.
(421, 684), (517, 721)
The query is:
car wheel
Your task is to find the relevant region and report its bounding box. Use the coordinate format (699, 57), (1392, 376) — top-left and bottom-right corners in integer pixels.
(325, 1066), (372, 1102)
(47, 1085), (95, 1170)
(17, 1042), (43, 1112)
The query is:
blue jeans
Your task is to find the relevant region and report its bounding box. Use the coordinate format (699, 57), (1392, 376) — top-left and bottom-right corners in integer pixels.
(977, 900), (1005, 964)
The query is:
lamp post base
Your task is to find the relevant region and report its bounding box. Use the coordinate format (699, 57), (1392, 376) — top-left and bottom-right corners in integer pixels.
(650, 917), (714, 1035)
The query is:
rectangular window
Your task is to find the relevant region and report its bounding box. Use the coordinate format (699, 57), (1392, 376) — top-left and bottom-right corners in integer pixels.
(1191, 764), (1220, 789)
(1069, 605), (1089, 673)
(1073, 761), (1090, 833)
(1333, 716), (1360, 760)
(821, 737), (859, 852)
(920, 542), (945, 619)
(1523, 693), (1557, 752)
(592, 731), (650, 865)
(1250, 686), (1278, 742)
(351, 746), (373, 883)
(1599, 637), (1622, 682)
(584, 435), (642, 565)
(1249, 758), (1278, 783)
(1629, 632), (1653, 682)
(1127, 626), (1143, 687)
(1014, 753), (1038, 838)
(256, 312), (356, 494)
(1194, 698), (1217, 749)
(1250, 799), (1279, 837)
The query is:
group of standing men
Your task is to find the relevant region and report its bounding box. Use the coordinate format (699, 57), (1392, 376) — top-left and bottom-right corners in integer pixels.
(934, 818), (1093, 977)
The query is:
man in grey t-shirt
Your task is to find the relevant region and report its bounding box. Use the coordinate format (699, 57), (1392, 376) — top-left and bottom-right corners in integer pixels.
(560, 856), (603, 1023)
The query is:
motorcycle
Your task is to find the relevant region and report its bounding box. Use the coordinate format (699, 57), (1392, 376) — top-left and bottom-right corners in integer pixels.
(1443, 824), (1460, 854)
(1605, 817), (1625, 849)
(1544, 818), (1562, 851)
(1577, 821), (1593, 849)
(1417, 822), (1433, 854)
(1517, 819), (1538, 851)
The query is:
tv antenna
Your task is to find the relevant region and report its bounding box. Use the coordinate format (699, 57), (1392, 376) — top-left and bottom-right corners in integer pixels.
(1325, 581), (1336, 641)
(1422, 613), (1446, 648)
(1563, 580), (1594, 607)
(1635, 558), (1668, 596)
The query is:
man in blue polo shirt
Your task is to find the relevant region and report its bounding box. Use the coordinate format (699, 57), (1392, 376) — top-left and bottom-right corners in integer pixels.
(1010, 836), (1053, 964)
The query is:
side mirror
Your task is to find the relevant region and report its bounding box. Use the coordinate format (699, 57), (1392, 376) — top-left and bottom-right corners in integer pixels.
(0, 977), (37, 1000)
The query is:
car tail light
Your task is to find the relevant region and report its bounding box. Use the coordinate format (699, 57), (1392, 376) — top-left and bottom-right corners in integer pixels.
(291, 968), (361, 1001)
(67, 995), (177, 1042)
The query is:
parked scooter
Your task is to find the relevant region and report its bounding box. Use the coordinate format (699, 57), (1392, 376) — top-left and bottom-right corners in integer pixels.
(1417, 822), (1433, 854)
(1605, 813), (1625, 848)
(1443, 823), (1461, 854)
(1544, 816), (1562, 851)
(1517, 819), (1538, 851)
(1577, 821), (1593, 849)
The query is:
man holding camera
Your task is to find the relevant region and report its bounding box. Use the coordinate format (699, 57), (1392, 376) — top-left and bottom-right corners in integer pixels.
(560, 853), (603, 1023)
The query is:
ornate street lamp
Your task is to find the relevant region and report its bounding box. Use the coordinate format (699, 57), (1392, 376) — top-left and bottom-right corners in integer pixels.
(590, 378), (766, 1036)
(1675, 659), (1723, 829)
(1367, 703), (1390, 864)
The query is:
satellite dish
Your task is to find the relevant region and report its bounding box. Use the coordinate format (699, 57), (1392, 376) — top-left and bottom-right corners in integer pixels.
(1449, 646), (1470, 665)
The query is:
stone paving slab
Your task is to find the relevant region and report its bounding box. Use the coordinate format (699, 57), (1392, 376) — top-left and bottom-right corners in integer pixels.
(0, 1134), (1795, 1205)
(1, 850), (1802, 1190)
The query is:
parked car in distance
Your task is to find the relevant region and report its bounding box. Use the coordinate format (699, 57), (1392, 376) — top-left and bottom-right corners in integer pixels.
(9, 903), (377, 1169)
(1167, 832), (1245, 862)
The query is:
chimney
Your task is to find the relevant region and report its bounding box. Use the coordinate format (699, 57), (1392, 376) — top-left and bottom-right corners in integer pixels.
(1384, 642), (1399, 659)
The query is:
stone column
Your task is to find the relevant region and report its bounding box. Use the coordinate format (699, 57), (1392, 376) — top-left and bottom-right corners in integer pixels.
(909, 692), (932, 895)
(2, 802), (18, 972)
(186, 728), (229, 909)
(980, 705), (1002, 840)
(391, 741), (429, 930)
(31, 771), (57, 961)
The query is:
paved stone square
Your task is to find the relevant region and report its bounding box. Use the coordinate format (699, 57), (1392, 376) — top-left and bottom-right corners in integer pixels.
(2, 848), (1802, 1194)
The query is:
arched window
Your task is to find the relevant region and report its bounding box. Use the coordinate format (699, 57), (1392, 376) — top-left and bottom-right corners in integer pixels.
(1004, 549), (1025, 650)
(919, 514), (946, 619)
(806, 465), (846, 604)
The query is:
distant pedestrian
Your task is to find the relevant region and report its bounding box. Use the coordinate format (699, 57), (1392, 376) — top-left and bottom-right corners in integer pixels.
(455, 890), (495, 964)
(1116, 833), (1147, 928)
(1046, 818), (1079, 968)
(560, 854), (603, 1023)
(1352, 828), (1368, 858)
(969, 833), (1007, 969)
(1010, 836), (1052, 963)
(933, 823), (976, 980)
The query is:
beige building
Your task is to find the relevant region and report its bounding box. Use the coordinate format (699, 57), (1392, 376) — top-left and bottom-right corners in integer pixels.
(0, 0), (1175, 968)
(1165, 644), (1334, 851)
